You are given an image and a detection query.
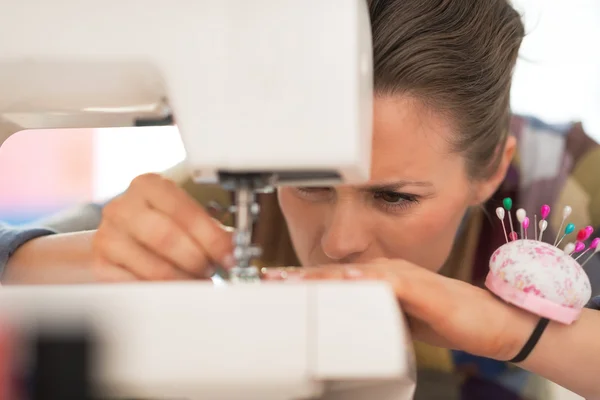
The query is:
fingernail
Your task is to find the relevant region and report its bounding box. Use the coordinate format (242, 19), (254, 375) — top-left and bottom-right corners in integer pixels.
(343, 267), (363, 279)
(222, 254), (236, 269)
(280, 270), (306, 281)
(261, 268), (305, 281)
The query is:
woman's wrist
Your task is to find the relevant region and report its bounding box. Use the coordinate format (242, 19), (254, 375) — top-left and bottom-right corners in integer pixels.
(496, 300), (540, 361)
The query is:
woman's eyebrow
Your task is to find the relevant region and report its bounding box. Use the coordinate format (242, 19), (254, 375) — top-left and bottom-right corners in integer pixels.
(358, 181), (434, 192)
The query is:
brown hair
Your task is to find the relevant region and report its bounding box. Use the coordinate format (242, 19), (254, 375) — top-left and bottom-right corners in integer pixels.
(368, 0), (525, 179)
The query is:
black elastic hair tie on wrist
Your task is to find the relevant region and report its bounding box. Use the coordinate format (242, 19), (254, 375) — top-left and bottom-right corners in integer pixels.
(509, 317), (550, 364)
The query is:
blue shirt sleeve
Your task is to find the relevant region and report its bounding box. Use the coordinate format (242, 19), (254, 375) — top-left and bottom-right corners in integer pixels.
(0, 223), (56, 279)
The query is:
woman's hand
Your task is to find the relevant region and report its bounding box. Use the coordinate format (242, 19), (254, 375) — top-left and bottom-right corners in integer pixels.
(263, 258), (537, 361)
(92, 173), (234, 282)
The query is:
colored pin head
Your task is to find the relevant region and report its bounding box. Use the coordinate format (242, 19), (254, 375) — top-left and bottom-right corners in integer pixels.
(523, 217), (530, 230)
(585, 226), (594, 237)
(574, 241), (586, 253)
(565, 223), (576, 235)
(541, 204), (551, 220)
(503, 198), (513, 211)
(577, 228), (592, 242)
(591, 238), (600, 250)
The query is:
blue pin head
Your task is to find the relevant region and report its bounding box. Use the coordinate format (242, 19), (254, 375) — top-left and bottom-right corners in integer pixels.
(565, 223), (575, 235)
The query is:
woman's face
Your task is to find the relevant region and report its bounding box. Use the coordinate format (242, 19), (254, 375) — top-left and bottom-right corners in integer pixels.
(278, 96), (510, 272)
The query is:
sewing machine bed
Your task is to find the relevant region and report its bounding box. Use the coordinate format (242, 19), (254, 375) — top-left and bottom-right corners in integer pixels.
(0, 281), (416, 400)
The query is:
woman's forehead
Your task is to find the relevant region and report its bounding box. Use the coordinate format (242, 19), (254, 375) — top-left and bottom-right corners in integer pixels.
(369, 96), (462, 182)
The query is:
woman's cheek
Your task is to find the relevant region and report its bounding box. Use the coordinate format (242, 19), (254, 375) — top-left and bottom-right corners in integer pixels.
(277, 188), (323, 263)
(377, 206), (465, 272)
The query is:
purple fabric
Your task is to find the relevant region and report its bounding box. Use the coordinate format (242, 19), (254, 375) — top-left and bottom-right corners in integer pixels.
(520, 152), (574, 244)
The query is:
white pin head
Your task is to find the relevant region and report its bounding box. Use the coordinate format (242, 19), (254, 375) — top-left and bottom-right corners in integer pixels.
(563, 206), (572, 219)
(539, 219), (548, 232)
(496, 207), (505, 220)
(516, 208), (526, 223)
(564, 242), (576, 256)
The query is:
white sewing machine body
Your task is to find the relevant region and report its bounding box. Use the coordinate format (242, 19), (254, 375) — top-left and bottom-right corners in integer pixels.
(0, 0), (373, 185)
(0, 282), (416, 399)
(0, 0), (417, 397)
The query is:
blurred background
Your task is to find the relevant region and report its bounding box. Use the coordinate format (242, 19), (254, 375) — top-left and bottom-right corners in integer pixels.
(0, 0), (599, 226)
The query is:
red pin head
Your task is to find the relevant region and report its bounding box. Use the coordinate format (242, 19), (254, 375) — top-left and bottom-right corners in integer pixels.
(577, 228), (592, 242)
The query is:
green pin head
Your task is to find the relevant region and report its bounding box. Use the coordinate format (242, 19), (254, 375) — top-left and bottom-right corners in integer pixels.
(503, 197), (513, 211)
(565, 223), (575, 235)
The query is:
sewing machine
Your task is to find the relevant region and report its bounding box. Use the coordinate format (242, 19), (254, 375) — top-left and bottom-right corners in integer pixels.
(0, 0), (416, 398)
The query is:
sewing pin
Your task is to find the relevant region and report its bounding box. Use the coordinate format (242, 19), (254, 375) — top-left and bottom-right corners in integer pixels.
(574, 241), (586, 253)
(523, 217), (530, 240)
(496, 207), (509, 244)
(576, 227), (593, 243)
(556, 223), (576, 247)
(516, 208), (526, 240)
(581, 238), (600, 267)
(553, 206), (572, 246)
(575, 237), (600, 262)
(538, 219), (548, 242)
(563, 242), (576, 256)
(540, 204), (551, 221)
(538, 205), (550, 241)
(534, 214), (538, 242)
(503, 198), (517, 241)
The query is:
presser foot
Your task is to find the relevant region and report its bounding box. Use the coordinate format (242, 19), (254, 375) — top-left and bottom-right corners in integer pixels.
(209, 265), (261, 285)
(229, 266), (261, 283)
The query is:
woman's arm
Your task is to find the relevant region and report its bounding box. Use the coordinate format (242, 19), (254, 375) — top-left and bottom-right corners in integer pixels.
(0, 224), (54, 279)
(519, 308), (600, 399)
(2, 229), (97, 284)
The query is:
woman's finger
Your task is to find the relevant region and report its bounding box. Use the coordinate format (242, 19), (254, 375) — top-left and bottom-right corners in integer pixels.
(274, 261), (457, 323)
(91, 258), (139, 283)
(124, 207), (210, 277)
(125, 174), (235, 268)
(93, 220), (196, 281)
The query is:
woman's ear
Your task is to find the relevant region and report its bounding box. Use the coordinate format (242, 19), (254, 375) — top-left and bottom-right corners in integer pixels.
(470, 135), (517, 205)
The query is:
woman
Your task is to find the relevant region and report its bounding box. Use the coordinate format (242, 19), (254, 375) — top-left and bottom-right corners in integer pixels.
(1, 0), (599, 398)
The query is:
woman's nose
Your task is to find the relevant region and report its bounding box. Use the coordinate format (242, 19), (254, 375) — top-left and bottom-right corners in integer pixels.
(320, 203), (370, 262)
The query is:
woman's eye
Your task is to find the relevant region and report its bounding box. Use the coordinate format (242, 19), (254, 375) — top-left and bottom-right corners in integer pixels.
(375, 191), (412, 203)
(373, 191), (420, 212)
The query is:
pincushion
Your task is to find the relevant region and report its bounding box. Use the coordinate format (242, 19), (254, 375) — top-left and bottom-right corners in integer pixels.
(485, 200), (598, 325)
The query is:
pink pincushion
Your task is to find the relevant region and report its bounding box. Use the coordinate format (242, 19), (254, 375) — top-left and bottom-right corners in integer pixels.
(486, 239), (592, 324)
